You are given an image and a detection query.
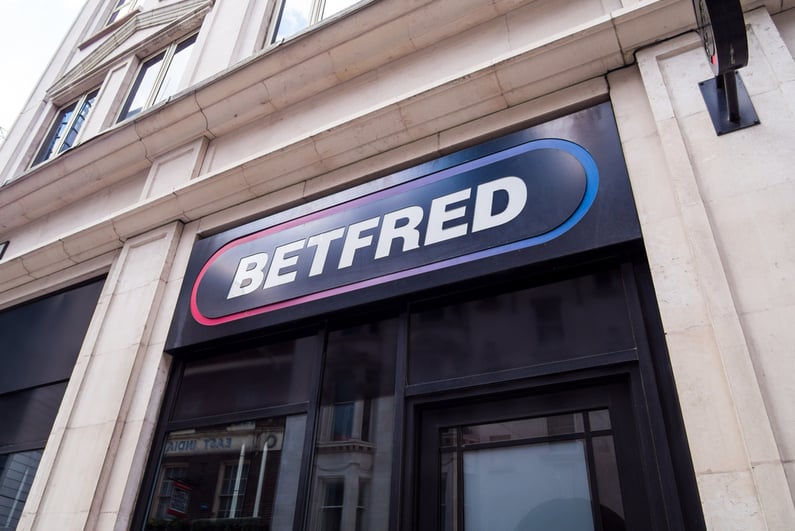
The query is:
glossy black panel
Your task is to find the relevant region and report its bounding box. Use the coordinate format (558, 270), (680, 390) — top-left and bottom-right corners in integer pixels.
(0, 382), (68, 451)
(322, 319), (399, 404)
(172, 335), (317, 422)
(408, 267), (635, 384)
(167, 102), (641, 353)
(0, 278), (104, 395)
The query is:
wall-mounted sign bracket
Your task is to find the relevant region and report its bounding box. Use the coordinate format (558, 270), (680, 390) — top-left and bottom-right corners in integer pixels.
(693, 0), (759, 135)
(699, 71), (759, 135)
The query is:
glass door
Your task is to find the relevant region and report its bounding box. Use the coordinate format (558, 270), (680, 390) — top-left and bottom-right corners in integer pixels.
(415, 381), (650, 531)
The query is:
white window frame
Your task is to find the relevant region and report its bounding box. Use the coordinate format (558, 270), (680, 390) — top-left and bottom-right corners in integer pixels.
(117, 33), (198, 123)
(106, 0), (139, 26)
(32, 88), (100, 167)
(271, 0), (364, 43)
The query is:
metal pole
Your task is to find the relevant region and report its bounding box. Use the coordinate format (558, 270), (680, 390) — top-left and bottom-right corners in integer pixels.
(252, 439), (269, 518)
(229, 443), (246, 518)
(723, 71), (740, 123)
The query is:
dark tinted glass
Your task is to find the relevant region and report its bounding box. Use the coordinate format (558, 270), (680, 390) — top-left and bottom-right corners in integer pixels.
(33, 101), (76, 164)
(0, 278), (104, 395)
(307, 318), (398, 531)
(0, 382), (68, 451)
(408, 268), (635, 383)
(172, 335), (317, 421)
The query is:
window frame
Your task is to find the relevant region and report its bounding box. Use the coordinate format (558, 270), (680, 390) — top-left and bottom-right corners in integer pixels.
(31, 88), (100, 167)
(106, 0), (139, 26)
(117, 32), (198, 123)
(270, 0), (366, 44)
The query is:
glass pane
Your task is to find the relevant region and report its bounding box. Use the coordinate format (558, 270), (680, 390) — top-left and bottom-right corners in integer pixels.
(409, 267), (635, 384)
(60, 89), (98, 153)
(0, 383), (68, 450)
(308, 318), (398, 531)
(456, 413), (584, 447)
(0, 450), (42, 530)
(172, 335), (316, 421)
(33, 102), (76, 164)
(589, 409), (611, 431)
(119, 52), (165, 121)
(463, 441), (594, 531)
(145, 417), (304, 530)
(273, 0), (312, 41)
(153, 35), (197, 106)
(593, 436), (626, 529)
(321, 0), (359, 20)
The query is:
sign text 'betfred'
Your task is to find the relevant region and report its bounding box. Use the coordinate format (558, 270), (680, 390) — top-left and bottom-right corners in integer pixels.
(227, 175), (525, 300)
(190, 139), (599, 325)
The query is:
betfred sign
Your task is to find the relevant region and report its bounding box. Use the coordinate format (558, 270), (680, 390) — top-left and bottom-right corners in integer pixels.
(167, 103), (641, 352)
(191, 139), (596, 326)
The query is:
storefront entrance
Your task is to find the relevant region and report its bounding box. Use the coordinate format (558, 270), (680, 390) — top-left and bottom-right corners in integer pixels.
(415, 380), (648, 531)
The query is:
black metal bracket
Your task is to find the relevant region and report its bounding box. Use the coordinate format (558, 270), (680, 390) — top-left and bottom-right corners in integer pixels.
(699, 71), (760, 135)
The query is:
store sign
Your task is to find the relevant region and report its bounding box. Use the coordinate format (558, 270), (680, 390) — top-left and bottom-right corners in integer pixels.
(167, 103), (641, 352)
(164, 430), (283, 456)
(191, 139), (597, 326)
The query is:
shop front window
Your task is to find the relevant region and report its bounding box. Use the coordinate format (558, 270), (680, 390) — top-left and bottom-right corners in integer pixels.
(146, 418), (303, 530)
(307, 318), (398, 531)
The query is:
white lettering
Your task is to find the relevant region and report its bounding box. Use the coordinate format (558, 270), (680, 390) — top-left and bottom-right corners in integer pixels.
(374, 206), (424, 259)
(472, 176), (527, 232)
(227, 253), (269, 299)
(339, 217), (380, 269)
(307, 228), (345, 277)
(424, 188), (471, 245)
(264, 239), (306, 289)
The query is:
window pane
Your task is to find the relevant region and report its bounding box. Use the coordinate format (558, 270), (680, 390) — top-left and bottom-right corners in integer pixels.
(172, 335), (317, 422)
(463, 441), (594, 531)
(0, 450), (42, 530)
(321, 0), (359, 20)
(33, 102), (76, 165)
(273, 0), (312, 41)
(308, 318), (398, 531)
(145, 417), (304, 530)
(60, 89), (98, 153)
(153, 35), (197, 106)
(409, 268), (635, 384)
(119, 52), (165, 121)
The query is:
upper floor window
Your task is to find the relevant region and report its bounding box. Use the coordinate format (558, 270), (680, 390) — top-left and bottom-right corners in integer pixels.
(118, 33), (197, 122)
(272, 0), (361, 42)
(32, 88), (99, 167)
(107, 0), (139, 25)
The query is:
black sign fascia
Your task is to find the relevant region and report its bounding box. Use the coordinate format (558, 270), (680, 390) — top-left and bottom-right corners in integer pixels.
(166, 102), (641, 353)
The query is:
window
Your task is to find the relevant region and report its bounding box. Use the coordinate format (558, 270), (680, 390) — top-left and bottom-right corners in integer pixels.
(106, 0), (138, 25)
(319, 478), (344, 531)
(272, 0), (361, 42)
(118, 33), (197, 122)
(216, 461), (250, 518)
(0, 279), (104, 531)
(32, 89), (99, 166)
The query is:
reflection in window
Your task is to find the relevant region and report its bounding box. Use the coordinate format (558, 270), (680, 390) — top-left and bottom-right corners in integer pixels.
(145, 417), (305, 531)
(272, 0), (361, 42)
(0, 450), (42, 530)
(308, 318), (397, 531)
(440, 409), (626, 531)
(118, 34), (197, 122)
(409, 267), (635, 384)
(33, 89), (99, 166)
(320, 478), (344, 531)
